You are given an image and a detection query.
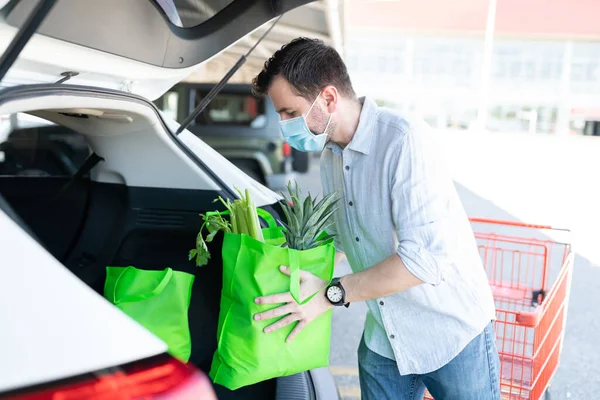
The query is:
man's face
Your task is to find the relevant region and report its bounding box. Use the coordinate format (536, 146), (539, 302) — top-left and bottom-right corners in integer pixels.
(268, 75), (330, 135)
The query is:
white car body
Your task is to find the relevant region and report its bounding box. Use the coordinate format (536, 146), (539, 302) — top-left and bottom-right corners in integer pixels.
(0, 209), (167, 392)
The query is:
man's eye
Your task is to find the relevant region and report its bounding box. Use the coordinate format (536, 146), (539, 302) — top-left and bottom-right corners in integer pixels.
(287, 111), (295, 117)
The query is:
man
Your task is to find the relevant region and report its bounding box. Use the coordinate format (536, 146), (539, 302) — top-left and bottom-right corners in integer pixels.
(251, 38), (500, 400)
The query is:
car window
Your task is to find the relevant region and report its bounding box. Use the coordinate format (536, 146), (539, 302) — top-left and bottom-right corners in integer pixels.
(194, 91), (267, 127)
(0, 113), (90, 177)
(161, 91), (180, 121)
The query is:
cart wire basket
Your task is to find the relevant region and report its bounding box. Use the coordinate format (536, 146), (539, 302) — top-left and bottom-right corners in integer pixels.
(424, 217), (574, 400)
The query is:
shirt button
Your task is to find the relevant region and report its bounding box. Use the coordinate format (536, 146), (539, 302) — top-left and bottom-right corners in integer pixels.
(390, 334), (395, 339)
(345, 165), (350, 171)
(349, 201), (353, 206)
(379, 301), (384, 306)
(355, 237), (360, 242)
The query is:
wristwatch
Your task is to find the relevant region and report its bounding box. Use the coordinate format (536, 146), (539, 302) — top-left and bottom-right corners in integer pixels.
(325, 277), (350, 308)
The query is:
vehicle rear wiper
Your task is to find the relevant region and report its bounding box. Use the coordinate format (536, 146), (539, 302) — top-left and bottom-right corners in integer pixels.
(0, 0), (57, 83)
(175, 15), (282, 135)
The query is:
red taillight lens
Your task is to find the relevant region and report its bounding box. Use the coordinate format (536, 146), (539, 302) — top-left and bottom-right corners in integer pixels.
(282, 142), (292, 157)
(6, 355), (217, 400)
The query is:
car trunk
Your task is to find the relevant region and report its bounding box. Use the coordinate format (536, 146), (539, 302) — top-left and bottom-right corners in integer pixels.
(0, 86), (314, 400)
(0, 0), (321, 394)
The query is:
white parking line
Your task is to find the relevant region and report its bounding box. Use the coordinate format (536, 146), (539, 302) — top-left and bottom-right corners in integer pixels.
(329, 366), (359, 376)
(338, 385), (361, 399)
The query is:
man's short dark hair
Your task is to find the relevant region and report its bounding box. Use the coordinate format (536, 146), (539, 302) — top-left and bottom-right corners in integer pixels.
(252, 37), (356, 100)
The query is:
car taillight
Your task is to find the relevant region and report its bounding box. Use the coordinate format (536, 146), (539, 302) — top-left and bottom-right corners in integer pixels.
(4, 354), (217, 400)
(282, 142), (292, 157)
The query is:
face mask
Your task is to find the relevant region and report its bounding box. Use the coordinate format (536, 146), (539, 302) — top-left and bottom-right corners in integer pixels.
(279, 93), (332, 152)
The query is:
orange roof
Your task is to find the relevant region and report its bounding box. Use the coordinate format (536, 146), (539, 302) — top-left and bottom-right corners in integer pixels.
(347, 0), (600, 39)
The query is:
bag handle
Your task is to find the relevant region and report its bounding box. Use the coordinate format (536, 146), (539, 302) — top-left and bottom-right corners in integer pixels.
(112, 267), (173, 305)
(288, 249), (332, 305)
(256, 208), (278, 229)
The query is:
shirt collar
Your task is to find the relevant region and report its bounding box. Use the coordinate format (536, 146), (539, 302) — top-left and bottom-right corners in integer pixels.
(326, 96), (376, 156)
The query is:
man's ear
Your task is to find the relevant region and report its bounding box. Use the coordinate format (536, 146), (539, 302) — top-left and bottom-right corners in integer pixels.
(321, 85), (339, 113)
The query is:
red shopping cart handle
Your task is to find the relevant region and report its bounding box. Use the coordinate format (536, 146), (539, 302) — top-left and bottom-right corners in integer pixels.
(469, 217), (570, 232)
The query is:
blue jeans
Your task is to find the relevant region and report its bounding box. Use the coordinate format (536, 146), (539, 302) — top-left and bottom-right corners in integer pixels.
(358, 322), (501, 400)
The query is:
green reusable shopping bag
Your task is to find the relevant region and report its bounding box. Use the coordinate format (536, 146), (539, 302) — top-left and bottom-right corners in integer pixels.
(104, 266), (195, 363)
(209, 209), (336, 390)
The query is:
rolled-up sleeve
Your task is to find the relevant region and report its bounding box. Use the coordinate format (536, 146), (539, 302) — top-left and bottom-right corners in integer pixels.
(391, 125), (453, 286)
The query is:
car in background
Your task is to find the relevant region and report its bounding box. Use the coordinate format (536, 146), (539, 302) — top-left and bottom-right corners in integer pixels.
(0, 113), (89, 177)
(155, 83), (311, 189)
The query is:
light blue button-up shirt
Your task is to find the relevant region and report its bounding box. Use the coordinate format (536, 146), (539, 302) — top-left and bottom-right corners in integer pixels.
(320, 97), (496, 375)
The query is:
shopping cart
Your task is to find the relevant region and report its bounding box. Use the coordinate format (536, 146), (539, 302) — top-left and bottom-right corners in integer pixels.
(424, 217), (574, 400)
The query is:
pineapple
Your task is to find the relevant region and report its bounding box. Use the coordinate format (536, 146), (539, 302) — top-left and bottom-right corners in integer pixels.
(278, 181), (339, 250)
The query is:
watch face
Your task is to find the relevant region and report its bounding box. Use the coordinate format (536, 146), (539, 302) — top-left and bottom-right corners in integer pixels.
(327, 286), (344, 303)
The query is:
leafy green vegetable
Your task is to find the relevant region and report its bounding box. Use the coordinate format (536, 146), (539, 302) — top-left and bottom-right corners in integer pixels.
(189, 212), (231, 267)
(189, 188), (264, 267)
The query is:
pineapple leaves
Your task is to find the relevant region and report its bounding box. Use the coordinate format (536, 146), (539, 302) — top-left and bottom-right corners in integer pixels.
(279, 180), (339, 251)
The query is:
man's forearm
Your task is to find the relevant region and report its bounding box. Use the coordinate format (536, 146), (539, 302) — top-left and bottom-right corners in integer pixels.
(339, 254), (423, 303)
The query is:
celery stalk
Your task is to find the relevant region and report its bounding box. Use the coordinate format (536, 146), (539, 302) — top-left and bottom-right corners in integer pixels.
(254, 213), (264, 241)
(212, 188), (264, 241)
(244, 190), (254, 238)
(236, 202), (249, 235)
(244, 188), (263, 242)
(230, 210), (238, 234)
(251, 208), (264, 242)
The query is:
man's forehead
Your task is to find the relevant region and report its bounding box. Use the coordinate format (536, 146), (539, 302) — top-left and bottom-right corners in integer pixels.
(269, 75), (294, 95)
(268, 76), (306, 110)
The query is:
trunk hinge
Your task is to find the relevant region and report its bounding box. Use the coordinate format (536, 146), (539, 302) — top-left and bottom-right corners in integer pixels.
(119, 80), (134, 93)
(55, 71), (79, 84)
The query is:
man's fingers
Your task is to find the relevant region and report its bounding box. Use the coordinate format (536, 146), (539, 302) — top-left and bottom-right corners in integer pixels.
(286, 320), (307, 343)
(264, 314), (300, 334)
(255, 291), (293, 305)
(279, 265), (291, 276)
(254, 303), (296, 321)
(279, 265), (314, 281)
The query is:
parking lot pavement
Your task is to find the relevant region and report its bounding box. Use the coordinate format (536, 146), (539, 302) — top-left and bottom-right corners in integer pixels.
(295, 131), (599, 399)
(328, 259), (365, 400)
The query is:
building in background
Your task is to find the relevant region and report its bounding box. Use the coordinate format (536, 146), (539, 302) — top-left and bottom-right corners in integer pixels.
(344, 0), (600, 135)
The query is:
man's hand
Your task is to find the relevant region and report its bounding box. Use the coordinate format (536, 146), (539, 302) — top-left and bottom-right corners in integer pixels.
(254, 265), (333, 343)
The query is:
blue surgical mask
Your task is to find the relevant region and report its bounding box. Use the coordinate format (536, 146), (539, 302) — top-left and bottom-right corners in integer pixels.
(279, 94), (332, 152)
